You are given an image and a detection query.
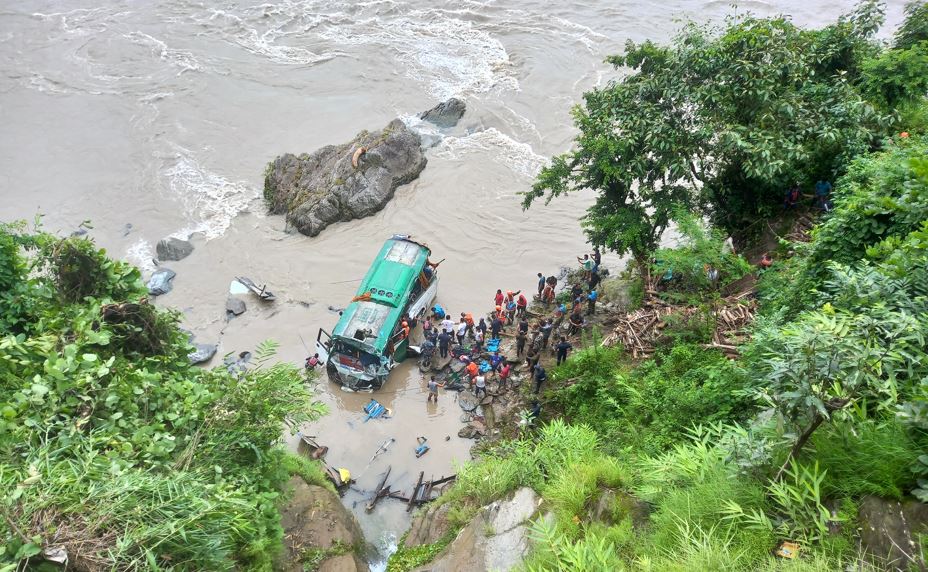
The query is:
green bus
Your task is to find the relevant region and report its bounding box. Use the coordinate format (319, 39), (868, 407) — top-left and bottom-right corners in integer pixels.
(316, 235), (438, 391)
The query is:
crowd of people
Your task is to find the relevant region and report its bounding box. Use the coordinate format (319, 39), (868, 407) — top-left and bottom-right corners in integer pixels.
(417, 247), (606, 401)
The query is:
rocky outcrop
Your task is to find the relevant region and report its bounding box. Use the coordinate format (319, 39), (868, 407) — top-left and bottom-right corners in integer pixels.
(858, 495), (928, 571)
(279, 477), (369, 572)
(264, 119), (426, 237)
(419, 98), (466, 128)
(410, 487), (543, 572)
(156, 237), (194, 261)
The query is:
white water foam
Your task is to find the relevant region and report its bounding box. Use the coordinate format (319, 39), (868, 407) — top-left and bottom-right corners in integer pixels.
(199, 7), (343, 65)
(126, 238), (157, 275)
(124, 31), (203, 75)
(162, 144), (257, 240)
(316, 9), (517, 99)
(434, 128), (549, 179)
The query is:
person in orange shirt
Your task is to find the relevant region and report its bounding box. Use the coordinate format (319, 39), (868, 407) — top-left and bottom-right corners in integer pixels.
(461, 312), (475, 338)
(400, 320), (410, 340)
(466, 360), (479, 382)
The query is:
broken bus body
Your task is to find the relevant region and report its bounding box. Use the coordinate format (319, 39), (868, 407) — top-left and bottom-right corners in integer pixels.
(316, 235), (438, 390)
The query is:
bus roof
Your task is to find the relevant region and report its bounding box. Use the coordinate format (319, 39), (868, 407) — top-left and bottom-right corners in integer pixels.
(332, 236), (431, 354)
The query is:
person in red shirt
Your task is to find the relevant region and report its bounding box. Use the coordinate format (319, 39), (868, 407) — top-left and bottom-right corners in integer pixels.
(498, 362), (512, 390)
(494, 289), (505, 307)
(516, 293), (528, 317)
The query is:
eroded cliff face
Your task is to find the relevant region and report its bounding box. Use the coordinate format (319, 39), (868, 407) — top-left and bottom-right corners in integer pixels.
(279, 477), (370, 572)
(264, 119), (426, 237)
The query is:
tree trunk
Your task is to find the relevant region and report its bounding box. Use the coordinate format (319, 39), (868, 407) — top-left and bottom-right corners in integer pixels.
(774, 398), (850, 481)
(774, 413), (825, 481)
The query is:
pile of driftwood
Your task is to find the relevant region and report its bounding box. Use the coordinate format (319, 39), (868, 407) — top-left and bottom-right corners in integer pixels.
(601, 291), (756, 358)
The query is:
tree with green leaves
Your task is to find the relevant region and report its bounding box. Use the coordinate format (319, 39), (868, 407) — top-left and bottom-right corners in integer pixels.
(523, 2), (891, 262)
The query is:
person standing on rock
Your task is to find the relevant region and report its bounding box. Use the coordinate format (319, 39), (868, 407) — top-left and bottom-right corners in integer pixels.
(587, 289), (598, 315)
(537, 273), (546, 298)
(555, 337), (573, 366)
(437, 331), (451, 359)
(592, 246), (602, 269)
(462, 312), (475, 338)
(588, 269), (601, 292)
(532, 364), (547, 395)
(474, 373), (487, 399)
(541, 319), (554, 350)
(516, 329), (527, 356)
(491, 315), (503, 340)
(477, 317), (488, 338)
(494, 289), (505, 307)
(498, 362), (511, 390)
(456, 319), (468, 345)
(516, 292), (528, 318)
(441, 313), (455, 338)
(474, 328), (484, 354)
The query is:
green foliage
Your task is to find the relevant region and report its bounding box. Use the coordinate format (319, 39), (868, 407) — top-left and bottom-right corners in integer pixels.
(0, 226), (325, 570)
(523, 4), (891, 259)
(894, 1), (928, 50)
(810, 420), (922, 498)
(550, 343), (751, 455)
(385, 532), (454, 572)
(523, 517), (625, 572)
(652, 210), (751, 294)
(860, 41), (928, 109)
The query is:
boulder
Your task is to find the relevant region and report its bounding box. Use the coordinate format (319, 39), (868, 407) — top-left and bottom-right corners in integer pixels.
(858, 495), (928, 571)
(188, 343), (217, 364)
(411, 487), (541, 572)
(264, 119), (426, 237)
(226, 296), (246, 317)
(405, 503), (453, 547)
(147, 268), (176, 296)
(156, 237), (194, 261)
(419, 98), (466, 128)
(278, 477), (369, 572)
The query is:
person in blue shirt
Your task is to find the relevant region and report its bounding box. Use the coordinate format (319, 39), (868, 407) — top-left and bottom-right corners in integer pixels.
(814, 180), (832, 210)
(432, 305), (446, 320)
(587, 290), (598, 315)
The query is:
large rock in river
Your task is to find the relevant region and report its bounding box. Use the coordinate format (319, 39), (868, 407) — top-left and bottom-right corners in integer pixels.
(419, 98), (466, 128)
(264, 119), (426, 237)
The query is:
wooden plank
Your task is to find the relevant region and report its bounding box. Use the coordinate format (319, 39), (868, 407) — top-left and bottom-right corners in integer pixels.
(407, 471), (424, 512)
(366, 466), (392, 512)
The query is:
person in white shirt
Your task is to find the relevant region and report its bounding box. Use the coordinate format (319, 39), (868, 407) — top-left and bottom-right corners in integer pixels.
(474, 374), (486, 398)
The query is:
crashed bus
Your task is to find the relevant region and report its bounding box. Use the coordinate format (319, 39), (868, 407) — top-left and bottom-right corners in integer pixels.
(316, 235), (438, 391)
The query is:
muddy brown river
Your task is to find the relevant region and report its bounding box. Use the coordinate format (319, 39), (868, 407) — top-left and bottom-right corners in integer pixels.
(0, 0), (904, 564)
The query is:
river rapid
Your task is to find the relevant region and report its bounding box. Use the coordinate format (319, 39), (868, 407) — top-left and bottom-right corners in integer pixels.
(0, 0), (905, 566)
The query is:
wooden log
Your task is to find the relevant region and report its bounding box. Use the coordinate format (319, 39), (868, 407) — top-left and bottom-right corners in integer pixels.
(366, 466), (392, 512)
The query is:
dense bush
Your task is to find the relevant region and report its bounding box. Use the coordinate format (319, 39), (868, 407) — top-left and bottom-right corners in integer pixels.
(0, 227), (325, 570)
(550, 343), (752, 456)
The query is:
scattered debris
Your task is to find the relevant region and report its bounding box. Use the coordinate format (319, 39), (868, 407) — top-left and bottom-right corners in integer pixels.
(602, 291), (756, 358)
(415, 437), (430, 458)
(775, 541), (800, 559)
(366, 466), (393, 512)
(147, 268), (176, 296)
(233, 276), (276, 301)
(363, 399), (391, 421)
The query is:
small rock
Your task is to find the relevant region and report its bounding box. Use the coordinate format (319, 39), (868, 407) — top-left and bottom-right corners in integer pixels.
(419, 98), (466, 128)
(458, 425), (480, 439)
(147, 268), (176, 296)
(226, 296), (246, 317)
(188, 343), (217, 364)
(156, 237), (194, 261)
